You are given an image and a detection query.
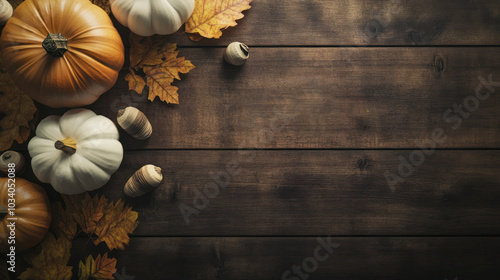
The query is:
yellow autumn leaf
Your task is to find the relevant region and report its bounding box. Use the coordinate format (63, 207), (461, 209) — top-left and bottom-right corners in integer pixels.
(90, 0), (111, 14)
(19, 233), (73, 280)
(185, 0), (252, 41)
(93, 199), (139, 250)
(129, 34), (170, 68)
(125, 71), (146, 94)
(78, 253), (117, 280)
(128, 35), (195, 104)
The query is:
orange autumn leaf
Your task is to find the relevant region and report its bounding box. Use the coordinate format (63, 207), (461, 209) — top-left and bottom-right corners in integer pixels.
(127, 34), (195, 104)
(78, 253), (117, 280)
(185, 0), (252, 41)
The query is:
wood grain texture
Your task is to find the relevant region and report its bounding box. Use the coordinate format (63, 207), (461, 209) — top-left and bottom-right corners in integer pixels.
(142, 0), (500, 46)
(72, 237), (500, 279)
(23, 149), (500, 236)
(30, 47), (500, 149)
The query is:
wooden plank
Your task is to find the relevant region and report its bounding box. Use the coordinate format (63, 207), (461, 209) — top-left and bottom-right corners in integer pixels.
(24, 150), (500, 236)
(115, 0), (500, 46)
(30, 47), (500, 149)
(71, 237), (500, 279)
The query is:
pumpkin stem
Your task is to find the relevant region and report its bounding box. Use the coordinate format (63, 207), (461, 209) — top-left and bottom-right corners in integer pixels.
(0, 205), (6, 220)
(55, 137), (77, 155)
(42, 33), (68, 57)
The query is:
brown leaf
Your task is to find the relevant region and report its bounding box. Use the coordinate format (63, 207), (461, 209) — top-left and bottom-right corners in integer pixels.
(89, 0), (111, 14)
(51, 202), (78, 241)
(61, 194), (138, 250)
(78, 253), (117, 280)
(128, 35), (195, 104)
(0, 69), (38, 151)
(144, 66), (179, 104)
(125, 70), (146, 94)
(129, 34), (168, 68)
(62, 194), (107, 234)
(185, 0), (252, 40)
(93, 199), (139, 250)
(19, 233), (73, 280)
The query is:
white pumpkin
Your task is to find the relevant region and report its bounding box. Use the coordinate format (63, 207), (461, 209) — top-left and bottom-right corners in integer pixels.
(28, 109), (123, 194)
(110, 0), (195, 36)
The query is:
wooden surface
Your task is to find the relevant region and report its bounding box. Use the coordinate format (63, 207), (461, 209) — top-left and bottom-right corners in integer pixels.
(5, 0), (500, 279)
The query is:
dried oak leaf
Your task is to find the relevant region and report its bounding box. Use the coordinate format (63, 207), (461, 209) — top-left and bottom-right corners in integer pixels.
(93, 199), (139, 250)
(128, 34), (195, 104)
(0, 72), (38, 151)
(90, 0), (111, 14)
(18, 233), (73, 280)
(185, 0), (252, 41)
(78, 253), (117, 280)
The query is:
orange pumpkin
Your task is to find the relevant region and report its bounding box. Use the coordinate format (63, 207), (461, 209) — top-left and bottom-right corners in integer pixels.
(0, 177), (51, 253)
(0, 0), (124, 108)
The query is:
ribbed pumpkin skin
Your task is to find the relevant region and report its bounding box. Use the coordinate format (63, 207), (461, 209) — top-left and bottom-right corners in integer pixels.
(0, 177), (51, 253)
(0, 0), (124, 108)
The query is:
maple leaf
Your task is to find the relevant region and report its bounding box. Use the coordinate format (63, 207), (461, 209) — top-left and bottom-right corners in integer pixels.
(90, 0), (111, 14)
(127, 34), (195, 104)
(129, 34), (169, 68)
(144, 53), (195, 103)
(62, 193), (107, 234)
(93, 199), (139, 250)
(125, 71), (146, 94)
(51, 202), (78, 241)
(78, 253), (117, 280)
(0, 54), (38, 151)
(185, 0), (252, 41)
(19, 233), (73, 280)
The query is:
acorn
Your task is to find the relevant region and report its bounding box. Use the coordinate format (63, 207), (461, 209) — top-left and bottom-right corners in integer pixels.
(117, 107), (152, 140)
(224, 42), (249, 66)
(124, 164), (163, 197)
(0, 150), (25, 174)
(0, 0), (13, 26)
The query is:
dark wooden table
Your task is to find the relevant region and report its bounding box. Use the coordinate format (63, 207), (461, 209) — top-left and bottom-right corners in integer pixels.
(9, 0), (500, 279)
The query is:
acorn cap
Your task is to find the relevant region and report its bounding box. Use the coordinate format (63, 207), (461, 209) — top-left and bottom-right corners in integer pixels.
(0, 150), (25, 174)
(224, 42), (249, 66)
